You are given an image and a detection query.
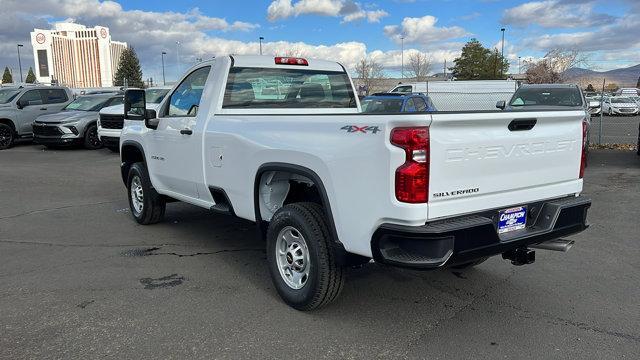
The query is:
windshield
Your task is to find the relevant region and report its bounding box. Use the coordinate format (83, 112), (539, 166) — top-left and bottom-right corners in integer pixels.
(223, 67), (356, 109)
(64, 96), (111, 111)
(146, 89), (170, 104)
(0, 89), (21, 104)
(510, 87), (583, 107)
(611, 97), (635, 104)
(361, 98), (404, 113)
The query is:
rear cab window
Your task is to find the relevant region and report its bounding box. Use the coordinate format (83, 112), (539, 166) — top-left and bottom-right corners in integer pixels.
(222, 67), (356, 109)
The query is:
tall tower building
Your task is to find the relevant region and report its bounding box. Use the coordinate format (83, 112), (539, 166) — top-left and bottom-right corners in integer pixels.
(30, 23), (127, 88)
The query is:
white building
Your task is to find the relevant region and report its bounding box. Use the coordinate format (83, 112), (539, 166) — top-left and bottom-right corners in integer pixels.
(30, 23), (127, 88)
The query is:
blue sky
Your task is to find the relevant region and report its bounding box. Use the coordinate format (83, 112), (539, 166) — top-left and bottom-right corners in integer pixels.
(1, 0), (639, 82)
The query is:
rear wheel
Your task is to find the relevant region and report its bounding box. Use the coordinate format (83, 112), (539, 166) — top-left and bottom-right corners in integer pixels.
(0, 123), (14, 150)
(266, 202), (344, 310)
(83, 124), (102, 150)
(127, 162), (166, 225)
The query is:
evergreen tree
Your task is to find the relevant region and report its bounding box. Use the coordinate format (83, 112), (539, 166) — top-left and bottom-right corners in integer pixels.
(451, 39), (509, 80)
(2, 67), (12, 84)
(113, 47), (144, 88)
(636, 75), (640, 89)
(25, 67), (36, 83)
(586, 84), (595, 92)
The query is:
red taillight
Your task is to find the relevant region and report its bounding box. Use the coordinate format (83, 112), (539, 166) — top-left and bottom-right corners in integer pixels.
(274, 57), (309, 66)
(391, 127), (429, 203)
(579, 119), (588, 178)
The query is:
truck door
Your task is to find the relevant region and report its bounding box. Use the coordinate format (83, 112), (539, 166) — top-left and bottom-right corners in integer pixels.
(148, 66), (212, 199)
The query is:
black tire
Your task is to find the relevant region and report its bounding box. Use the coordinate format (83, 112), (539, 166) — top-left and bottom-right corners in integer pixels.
(107, 145), (119, 153)
(83, 124), (102, 150)
(127, 162), (166, 225)
(266, 202), (344, 310)
(0, 123), (14, 150)
(451, 257), (488, 270)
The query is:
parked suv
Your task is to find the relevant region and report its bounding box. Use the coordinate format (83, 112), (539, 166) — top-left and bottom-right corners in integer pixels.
(97, 87), (170, 152)
(32, 93), (124, 149)
(0, 85), (73, 150)
(361, 92), (436, 113)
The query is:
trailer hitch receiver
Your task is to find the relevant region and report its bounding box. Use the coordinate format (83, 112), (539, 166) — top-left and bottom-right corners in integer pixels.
(502, 247), (535, 266)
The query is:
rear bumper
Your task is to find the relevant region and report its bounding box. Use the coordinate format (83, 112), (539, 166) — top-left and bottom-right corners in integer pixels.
(372, 196), (591, 269)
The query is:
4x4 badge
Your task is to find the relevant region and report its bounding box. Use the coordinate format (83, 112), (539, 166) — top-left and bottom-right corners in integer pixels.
(340, 125), (381, 134)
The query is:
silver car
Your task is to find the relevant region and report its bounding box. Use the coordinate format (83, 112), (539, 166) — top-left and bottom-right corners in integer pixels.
(602, 96), (639, 116)
(32, 94), (123, 149)
(0, 85), (74, 150)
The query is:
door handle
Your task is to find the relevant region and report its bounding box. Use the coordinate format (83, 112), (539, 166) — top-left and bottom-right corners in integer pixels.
(180, 129), (193, 135)
(40, 108), (48, 111)
(508, 118), (537, 131)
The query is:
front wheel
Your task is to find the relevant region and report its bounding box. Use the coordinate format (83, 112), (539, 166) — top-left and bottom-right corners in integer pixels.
(83, 124), (102, 150)
(127, 162), (166, 225)
(266, 203), (344, 310)
(0, 123), (14, 150)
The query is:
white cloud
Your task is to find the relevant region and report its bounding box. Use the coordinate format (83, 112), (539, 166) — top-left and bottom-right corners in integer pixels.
(384, 15), (468, 45)
(502, 0), (614, 28)
(267, 0), (388, 23)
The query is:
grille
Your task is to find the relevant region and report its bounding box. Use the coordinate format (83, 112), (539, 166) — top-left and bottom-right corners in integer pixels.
(100, 114), (124, 129)
(32, 124), (63, 136)
(618, 108), (635, 113)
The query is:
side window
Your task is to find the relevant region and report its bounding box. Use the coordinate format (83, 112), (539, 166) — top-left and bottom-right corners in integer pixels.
(413, 97), (427, 111)
(40, 89), (68, 104)
(392, 85), (412, 93)
(108, 97), (124, 107)
(19, 90), (43, 106)
(404, 98), (417, 112)
(166, 66), (211, 117)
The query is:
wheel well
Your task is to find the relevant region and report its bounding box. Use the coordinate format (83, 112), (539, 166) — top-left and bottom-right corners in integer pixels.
(120, 143), (145, 184)
(0, 119), (16, 132)
(256, 170), (320, 222)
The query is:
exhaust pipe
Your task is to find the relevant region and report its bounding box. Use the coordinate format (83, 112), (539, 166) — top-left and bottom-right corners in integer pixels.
(530, 239), (574, 252)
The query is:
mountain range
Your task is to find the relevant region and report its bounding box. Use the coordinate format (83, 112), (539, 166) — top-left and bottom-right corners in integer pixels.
(564, 64), (640, 87)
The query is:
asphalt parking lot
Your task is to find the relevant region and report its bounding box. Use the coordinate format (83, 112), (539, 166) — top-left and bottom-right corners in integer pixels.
(1, 144), (639, 359)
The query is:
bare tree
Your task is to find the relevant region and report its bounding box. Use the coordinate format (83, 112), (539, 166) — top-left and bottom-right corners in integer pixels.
(354, 58), (385, 95)
(525, 49), (590, 84)
(407, 52), (432, 81)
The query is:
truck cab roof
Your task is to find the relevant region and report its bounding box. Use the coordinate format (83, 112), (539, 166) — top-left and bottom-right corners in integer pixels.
(229, 55), (346, 72)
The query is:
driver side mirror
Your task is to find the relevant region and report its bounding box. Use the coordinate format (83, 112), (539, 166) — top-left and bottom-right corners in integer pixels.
(16, 99), (27, 109)
(496, 100), (506, 110)
(124, 89), (159, 130)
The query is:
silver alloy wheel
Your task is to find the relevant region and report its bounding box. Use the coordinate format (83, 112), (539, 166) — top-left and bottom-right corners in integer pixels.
(276, 226), (311, 290)
(130, 176), (144, 215)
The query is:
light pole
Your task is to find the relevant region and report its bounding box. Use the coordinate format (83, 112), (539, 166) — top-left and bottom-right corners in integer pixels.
(500, 28), (506, 78)
(259, 37), (264, 55)
(400, 35), (405, 79)
(518, 56), (521, 74)
(176, 41), (181, 76)
(161, 51), (166, 85)
(17, 44), (24, 83)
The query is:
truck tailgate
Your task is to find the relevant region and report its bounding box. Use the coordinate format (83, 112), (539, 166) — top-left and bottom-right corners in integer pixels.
(427, 110), (585, 220)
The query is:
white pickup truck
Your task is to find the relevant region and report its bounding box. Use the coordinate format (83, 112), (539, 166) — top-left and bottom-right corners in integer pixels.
(119, 55), (591, 310)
